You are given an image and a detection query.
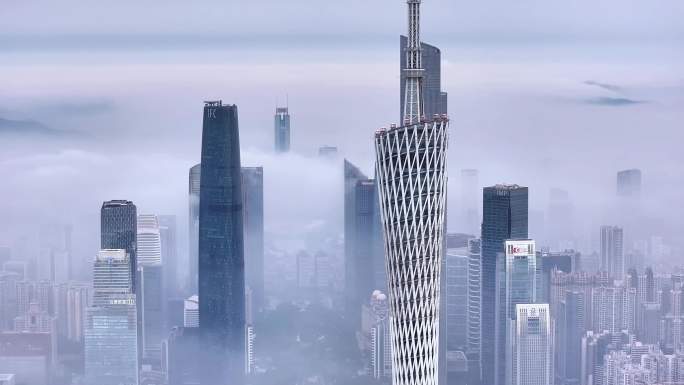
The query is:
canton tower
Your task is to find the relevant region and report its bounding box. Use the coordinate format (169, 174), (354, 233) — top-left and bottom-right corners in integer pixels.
(374, 1), (449, 385)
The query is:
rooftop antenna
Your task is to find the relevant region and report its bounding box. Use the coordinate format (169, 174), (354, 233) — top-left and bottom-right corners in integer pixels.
(402, 0), (424, 125)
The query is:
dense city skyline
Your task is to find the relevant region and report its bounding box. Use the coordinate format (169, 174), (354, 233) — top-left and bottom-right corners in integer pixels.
(0, 1), (682, 385)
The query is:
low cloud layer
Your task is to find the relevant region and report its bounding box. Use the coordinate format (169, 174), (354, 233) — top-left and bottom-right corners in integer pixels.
(584, 97), (645, 106)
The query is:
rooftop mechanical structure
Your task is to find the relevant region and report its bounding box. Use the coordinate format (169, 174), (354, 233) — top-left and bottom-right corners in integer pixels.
(374, 1), (449, 385)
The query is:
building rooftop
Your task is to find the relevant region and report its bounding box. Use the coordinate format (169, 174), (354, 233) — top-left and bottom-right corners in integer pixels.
(97, 249), (129, 261)
(102, 200), (134, 207)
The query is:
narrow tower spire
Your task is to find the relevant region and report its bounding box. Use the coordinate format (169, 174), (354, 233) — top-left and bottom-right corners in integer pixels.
(403, 0), (424, 125)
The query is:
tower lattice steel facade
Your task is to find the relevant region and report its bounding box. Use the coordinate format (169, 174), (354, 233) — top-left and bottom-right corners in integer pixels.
(375, 1), (449, 385)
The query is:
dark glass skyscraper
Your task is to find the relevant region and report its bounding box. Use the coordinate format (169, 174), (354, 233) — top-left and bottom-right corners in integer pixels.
(274, 107), (290, 153)
(400, 35), (448, 122)
(343, 160), (385, 327)
(198, 101), (245, 385)
(241, 167), (264, 312)
(481, 185), (528, 385)
(101, 200), (137, 291)
(344, 160), (370, 324)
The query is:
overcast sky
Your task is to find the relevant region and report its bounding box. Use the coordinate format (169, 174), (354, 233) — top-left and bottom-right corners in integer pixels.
(0, 0), (683, 265)
(2, 0), (683, 42)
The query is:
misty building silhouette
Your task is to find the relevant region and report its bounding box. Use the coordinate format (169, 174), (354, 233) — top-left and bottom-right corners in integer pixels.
(600, 225), (624, 280)
(481, 184), (528, 385)
(617, 169), (642, 198)
(188, 164), (201, 295)
(274, 106), (290, 153)
(159, 215), (179, 297)
(198, 101), (245, 385)
(344, 160), (384, 327)
(241, 167), (265, 312)
(101, 200), (138, 291)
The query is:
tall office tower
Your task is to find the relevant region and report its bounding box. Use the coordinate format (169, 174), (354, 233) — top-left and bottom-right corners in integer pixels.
(600, 226), (625, 279)
(188, 163), (201, 294)
(344, 160), (372, 324)
(481, 185), (528, 385)
(557, 291), (585, 384)
(499, 240), (537, 385)
(512, 304), (554, 385)
(86, 249), (138, 385)
(368, 291), (392, 380)
(357, 179), (386, 293)
(138, 215), (162, 265)
(375, 2), (448, 385)
(617, 169), (642, 198)
(139, 264), (163, 363)
(274, 106), (291, 153)
(459, 169), (480, 236)
(241, 167), (265, 312)
(466, 238), (482, 385)
(101, 200), (138, 291)
(137, 216), (163, 363)
(92, 250), (133, 306)
(84, 295), (139, 385)
(198, 101), (245, 385)
(159, 215), (178, 297)
(445, 246), (469, 352)
(399, 36), (448, 122)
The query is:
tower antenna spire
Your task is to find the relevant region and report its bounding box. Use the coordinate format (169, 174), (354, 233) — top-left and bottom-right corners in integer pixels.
(402, 0), (424, 125)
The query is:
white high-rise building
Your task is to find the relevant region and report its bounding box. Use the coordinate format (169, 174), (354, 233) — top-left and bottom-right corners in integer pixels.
(137, 215), (164, 362)
(137, 215), (162, 265)
(512, 304), (553, 385)
(500, 240), (538, 385)
(184, 295), (199, 328)
(600, 226), (624, 280)
(92, 249), (133, 306)
(374, 1), (448, 384)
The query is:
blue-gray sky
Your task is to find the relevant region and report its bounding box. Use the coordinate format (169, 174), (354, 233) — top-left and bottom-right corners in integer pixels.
(2, 0), (683, 42)
(0, 0), (683, 267)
